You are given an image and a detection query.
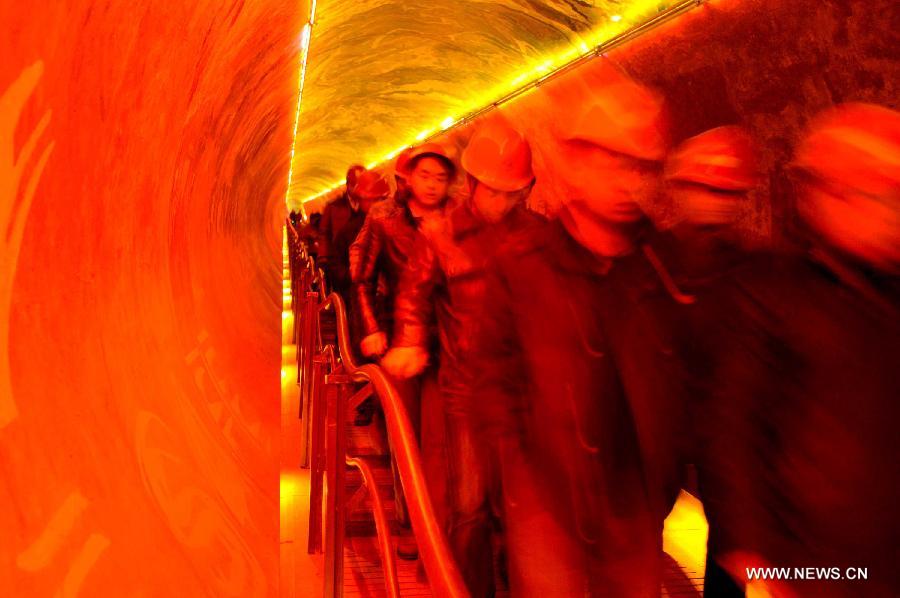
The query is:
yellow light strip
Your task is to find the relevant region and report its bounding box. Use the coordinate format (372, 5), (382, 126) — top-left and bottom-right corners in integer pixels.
(298, 0), (708, 205)
(285, 1), (320, 217)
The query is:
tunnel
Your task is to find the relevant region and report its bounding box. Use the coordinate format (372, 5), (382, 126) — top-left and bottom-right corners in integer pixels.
(2, 0), (897, 596)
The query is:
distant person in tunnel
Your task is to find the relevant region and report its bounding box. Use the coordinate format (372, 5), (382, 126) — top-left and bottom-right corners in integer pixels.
(703, 102), (900, 598)
(381, 115), (542, 597)
(319, 164), (367, 299)
(349, 142), (457, 560)
(304, 212), (322, 260)
(470, 64), (689, 597)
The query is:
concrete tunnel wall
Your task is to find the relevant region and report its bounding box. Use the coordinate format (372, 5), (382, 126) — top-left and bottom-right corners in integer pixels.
(1, 1), (303, 595)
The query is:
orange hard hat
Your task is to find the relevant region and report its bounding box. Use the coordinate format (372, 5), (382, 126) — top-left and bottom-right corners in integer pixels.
(794, 102), (900, 198)
(665, 126), (758, 191)
(346, 164), (366, 191)
(461, 117), (534, 192)
(402, 142), (457, 180)
(353, 169), (391, 200)
(549, 60), (669, 161)
(394, 148), (414, 180)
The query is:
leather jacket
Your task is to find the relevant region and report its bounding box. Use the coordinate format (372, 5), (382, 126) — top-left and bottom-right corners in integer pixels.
(349, 197), (427, 342)
(393, 204), (546, 403)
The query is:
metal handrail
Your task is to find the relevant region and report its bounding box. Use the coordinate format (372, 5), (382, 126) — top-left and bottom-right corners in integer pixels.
(345, 456), (401, 598)
(321, 291), (469, 598)
(292, 242), (469, 597)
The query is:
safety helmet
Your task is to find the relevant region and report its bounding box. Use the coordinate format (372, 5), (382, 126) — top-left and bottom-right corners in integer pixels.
(793, 102), (900, 198)
(353, 169), (391, 200)
(346, 164), (366, 192)
(394, 148), (414, 180)
(665, 126), (758, 191)
(402, 142), (457, 181)
(549, 60), (669, 161)
(461, 117), (535, 192)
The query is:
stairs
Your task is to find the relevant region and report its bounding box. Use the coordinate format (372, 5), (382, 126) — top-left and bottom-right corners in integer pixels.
(340, 388), (434, 596)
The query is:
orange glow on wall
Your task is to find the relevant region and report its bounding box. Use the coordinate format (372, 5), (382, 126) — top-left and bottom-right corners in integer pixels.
(1, 1), (303, 594)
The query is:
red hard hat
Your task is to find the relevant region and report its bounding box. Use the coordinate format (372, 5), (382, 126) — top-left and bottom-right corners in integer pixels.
(461, 117), (534, 192)
(402, 142), (457, 180)
(665, 126), (758, 191)
(346, 164), (366, 191)
(353, 169), (391, 200)
(794, 102), (900, 198)
(394, 148), (414, 180)
(549, 60), (669, 161)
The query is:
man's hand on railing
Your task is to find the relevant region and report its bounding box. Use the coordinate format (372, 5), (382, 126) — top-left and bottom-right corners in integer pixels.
(381, 346), (429, 379)
(360, 332), (388, 358)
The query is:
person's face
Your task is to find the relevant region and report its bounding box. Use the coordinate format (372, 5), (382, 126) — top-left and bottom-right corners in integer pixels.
(799, 174), (900, 272)
(670, 182), (746, 227)
(557, 140), (661, 223)
(471, 180), (530, 223)
(409, 156), (451, 207)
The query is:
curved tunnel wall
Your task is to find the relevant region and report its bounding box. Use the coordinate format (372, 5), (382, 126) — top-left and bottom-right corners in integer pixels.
(1, 1), (302, 595)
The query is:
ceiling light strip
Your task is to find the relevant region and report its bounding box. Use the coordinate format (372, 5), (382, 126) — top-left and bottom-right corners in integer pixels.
(299, 0), (707, 205)
(285, 1), (320, 216)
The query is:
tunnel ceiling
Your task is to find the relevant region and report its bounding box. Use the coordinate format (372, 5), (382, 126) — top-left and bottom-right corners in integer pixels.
(288, 0), (684, 209)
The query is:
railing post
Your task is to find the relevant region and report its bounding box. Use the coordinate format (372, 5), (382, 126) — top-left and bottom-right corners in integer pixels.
(299, 290), (319, 468)
(307, 353), (328, 555)
(323, 372), (352, 598)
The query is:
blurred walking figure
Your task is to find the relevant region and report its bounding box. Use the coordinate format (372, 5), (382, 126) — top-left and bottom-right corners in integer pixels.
(706, 103), (900, 598)
(663, 125), (760, 598)
(383, 115), (541, 597)
(665, 125), (758, 287)
(472, 61), (686, 597)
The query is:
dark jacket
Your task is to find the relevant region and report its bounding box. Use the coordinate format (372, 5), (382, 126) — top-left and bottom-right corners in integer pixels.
(349, 197), (427, 343)
(655, 228), (754, 463)
(320, 193), (366, 295)
(393, 204), (547, 412)
(474, 218), (690, 544)
(703, 248), (900, 597)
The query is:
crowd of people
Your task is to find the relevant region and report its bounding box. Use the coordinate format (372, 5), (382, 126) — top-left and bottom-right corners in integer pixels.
(291, 64), (899, 598)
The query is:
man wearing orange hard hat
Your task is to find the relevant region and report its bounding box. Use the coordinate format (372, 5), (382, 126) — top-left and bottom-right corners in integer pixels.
(382, 114), (542, 596)
(349, 140), (457, 561)
(662, 125), (761, 598)
(352, 168), (391, 211)
(666, 125), (758, 227)
(793, 102), (900, 272)
(460, 61), (693, 597)
(703, 103), (900, 598)
(663, 124), (762, 291)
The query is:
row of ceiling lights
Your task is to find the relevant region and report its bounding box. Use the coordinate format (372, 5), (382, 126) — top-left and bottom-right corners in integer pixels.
(292, 0), (707, 209)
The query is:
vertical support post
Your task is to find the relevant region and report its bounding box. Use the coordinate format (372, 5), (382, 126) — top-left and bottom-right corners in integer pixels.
(299, 291), (319, 468)
(307, 354), (327, 554)
(323, 373), (352, 598)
